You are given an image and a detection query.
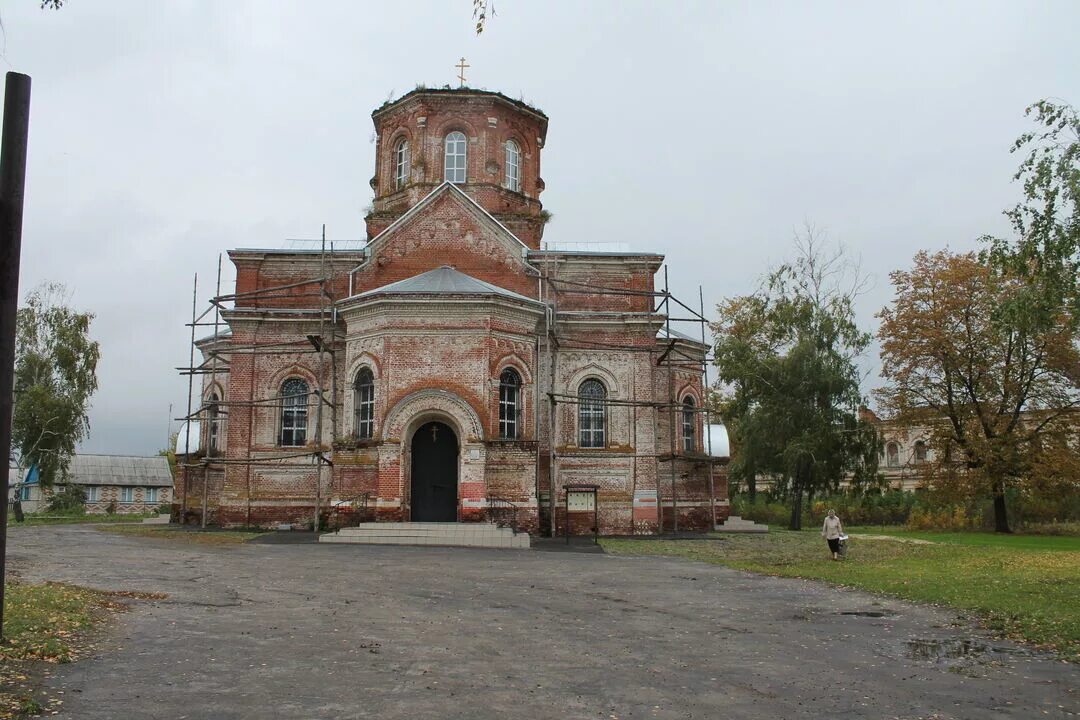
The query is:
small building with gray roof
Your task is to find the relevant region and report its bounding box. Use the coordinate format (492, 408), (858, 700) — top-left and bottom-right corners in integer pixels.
(7, 454), (173, 516)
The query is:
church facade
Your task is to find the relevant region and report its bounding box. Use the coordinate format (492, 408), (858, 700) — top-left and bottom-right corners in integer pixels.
(180, 88), (726, 536)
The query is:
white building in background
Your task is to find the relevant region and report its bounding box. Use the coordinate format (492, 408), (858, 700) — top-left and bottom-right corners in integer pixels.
(7, 454), (174, 516)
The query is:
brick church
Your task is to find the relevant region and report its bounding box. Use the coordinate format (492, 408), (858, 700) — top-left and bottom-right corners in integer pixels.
(180, 87), (727, 536)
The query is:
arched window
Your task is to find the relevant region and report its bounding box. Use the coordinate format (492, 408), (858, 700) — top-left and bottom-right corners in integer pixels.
(279, 378), (309, 447)
(682, 396), (696, 453)
(207, 393), (222, 455)
(886, 442), (900, 468)
(444, 131), (467, 183)
(914, 440), (927, 465)
(393, 138), (410, 189)
(499, 368), (522, 439)
(353, 368), (375, 440)
(578, 379), (607, 448)
(504, 140), (520, 192)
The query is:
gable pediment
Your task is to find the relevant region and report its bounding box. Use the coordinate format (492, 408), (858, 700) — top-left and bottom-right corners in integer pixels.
(353, 183), (537, 297)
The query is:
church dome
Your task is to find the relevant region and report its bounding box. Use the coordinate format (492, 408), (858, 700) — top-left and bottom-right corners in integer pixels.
(365, 88), (550, 248)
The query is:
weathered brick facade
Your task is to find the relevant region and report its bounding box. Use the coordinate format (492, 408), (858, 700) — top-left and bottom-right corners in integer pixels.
(178, 88), (727, 535)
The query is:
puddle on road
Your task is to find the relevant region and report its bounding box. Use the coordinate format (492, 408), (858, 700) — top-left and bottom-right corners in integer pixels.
(838, 610), (889, 618)
(904, 638), (1032, 664)
(792, 607), (894, 621)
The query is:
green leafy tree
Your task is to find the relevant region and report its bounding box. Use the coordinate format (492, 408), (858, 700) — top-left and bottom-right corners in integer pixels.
(987, 100), (1079, 300)
(159, 432), (179, 479)
(12, 284), (100, 488)
(876, 251), (1080, 533)
(878, 100), (1080, 533)
(713, 229), (880, 530)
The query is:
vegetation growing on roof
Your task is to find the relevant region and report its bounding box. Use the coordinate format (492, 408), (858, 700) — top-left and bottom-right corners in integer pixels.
(372, 86), (546, 119)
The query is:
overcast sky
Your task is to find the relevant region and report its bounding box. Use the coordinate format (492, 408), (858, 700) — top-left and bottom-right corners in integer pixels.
(2, 1), (1078, 455)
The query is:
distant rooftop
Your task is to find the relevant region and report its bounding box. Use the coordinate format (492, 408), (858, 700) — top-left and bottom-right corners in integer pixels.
(67, 454), (173, 488)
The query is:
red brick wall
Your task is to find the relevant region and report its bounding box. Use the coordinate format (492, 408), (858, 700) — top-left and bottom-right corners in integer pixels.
(368, 90), (548, 248)
(194, 92), (727, 536)
(357, 190), (540, 300)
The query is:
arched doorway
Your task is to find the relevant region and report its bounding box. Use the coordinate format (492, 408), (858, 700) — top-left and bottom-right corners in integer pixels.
(410, 421), (459, 522)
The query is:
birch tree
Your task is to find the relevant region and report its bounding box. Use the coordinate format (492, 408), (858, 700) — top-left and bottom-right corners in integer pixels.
(713, 229), (879, 529)
(12, 284), (100, 487)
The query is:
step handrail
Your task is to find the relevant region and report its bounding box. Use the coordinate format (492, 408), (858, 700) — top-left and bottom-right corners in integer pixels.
(486, 495), (520, 532)
(330, 492), (375, 526)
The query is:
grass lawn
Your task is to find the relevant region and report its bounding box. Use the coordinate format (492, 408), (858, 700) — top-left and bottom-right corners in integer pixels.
(846, 527), (1080, 552)
(602, 530), (1080, 662)
(12, 512), (160, 528)
(0, 582), (163, 718)
(95, 525), (267, 545)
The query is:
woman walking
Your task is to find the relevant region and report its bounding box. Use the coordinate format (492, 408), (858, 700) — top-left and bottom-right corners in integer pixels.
(822, 509), (844, 560)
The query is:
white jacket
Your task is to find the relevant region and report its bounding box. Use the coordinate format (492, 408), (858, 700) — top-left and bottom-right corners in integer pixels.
(822, 516), (843, 540)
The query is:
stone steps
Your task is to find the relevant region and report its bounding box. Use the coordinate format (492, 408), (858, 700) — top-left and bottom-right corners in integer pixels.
(319, 522), (531, 549)
(714, 515), (769, 533)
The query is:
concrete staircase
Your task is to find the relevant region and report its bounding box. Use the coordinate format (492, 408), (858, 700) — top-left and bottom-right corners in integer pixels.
(714, 515), (769, 533)
(319, 522), (531, 549)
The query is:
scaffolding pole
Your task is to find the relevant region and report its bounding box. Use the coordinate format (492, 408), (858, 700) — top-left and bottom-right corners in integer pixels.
(176, 227), (346, 532)
(180, 273), (197, 523)
(665, 266), (677, 533)
(701, 285), (716, 530)
(202, 255), (221, 528)
(538, 258), (714, 538)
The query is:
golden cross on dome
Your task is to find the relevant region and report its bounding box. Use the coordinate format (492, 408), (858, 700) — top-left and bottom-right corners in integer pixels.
(456, 57), (470, 87)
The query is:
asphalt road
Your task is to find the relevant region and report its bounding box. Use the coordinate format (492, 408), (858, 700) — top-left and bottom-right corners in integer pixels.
(6, 525), (1078, 719)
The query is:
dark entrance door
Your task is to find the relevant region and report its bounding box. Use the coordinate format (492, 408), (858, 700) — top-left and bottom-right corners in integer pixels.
(410, 421), (458, 522)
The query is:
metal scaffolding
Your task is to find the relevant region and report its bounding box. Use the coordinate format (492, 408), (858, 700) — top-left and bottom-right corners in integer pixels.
(175, 227), (345, 531)
(539, 260), (719, 535)
(176, 234), (718, 536)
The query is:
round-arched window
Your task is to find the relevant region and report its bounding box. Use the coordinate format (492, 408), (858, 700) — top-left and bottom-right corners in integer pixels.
(499, 368), (522, 439)
(280, 378), (309, 447)
(354, 368), (375, 440)
(886, 442), (900, 468)
(504, 140), (521, 192)
(578, 379), (607, 448)
(444, 131), (467, 183)
(394, 138), (410, 189)
(682, 396), (696, 453)
(207, 392), (222, 455)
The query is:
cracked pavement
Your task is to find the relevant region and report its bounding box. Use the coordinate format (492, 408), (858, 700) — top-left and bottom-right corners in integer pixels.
(6, 525), (1078, 719)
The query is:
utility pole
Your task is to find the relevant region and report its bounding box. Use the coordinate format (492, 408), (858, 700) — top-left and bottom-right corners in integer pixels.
(0, 72), (33, 639)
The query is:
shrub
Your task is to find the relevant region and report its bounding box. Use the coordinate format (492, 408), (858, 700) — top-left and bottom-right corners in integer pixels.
(730, 495), (790, 525)
(734, 485), (1077, 531)
(45, 484), (86, 514)
(1021, 521), (1080, 536)
(906, 505), (974, 531)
